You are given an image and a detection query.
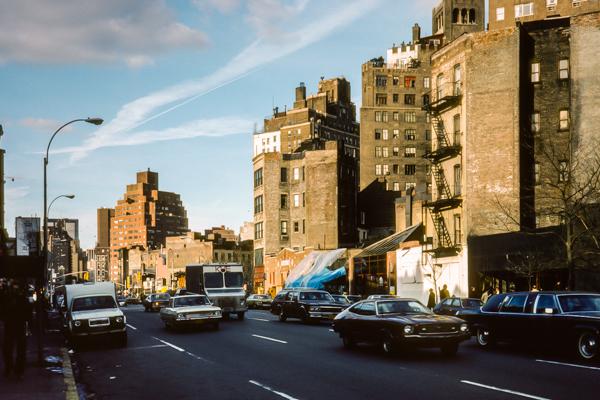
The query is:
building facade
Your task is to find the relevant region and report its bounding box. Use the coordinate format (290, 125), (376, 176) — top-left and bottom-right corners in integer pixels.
(15, 216), (40, 256)
(109, 170), (188, 283)
(432, 0), (486, 42)
(489, 0), (600, 31)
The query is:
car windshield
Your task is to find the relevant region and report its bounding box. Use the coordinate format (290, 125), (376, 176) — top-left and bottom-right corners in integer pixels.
(377, 300), (432, 315)
(155, 294), (169, 301)
(462, 299), (482, 308)
(332, 296), (350, 304)
(173, 296), (209, 307)
(558, 294), (600, 313)
(299, 292), (334, 301)
(204, 272), (224, 288)
(72, 296), (117, 312)
(225, 272), (244, 288)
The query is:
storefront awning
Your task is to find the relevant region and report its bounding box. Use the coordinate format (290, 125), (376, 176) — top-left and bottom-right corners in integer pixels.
(354, 224), (422, 259)
(285, 248), (347, 289)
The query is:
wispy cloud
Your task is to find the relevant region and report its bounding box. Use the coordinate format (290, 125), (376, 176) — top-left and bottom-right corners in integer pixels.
(54, 0), (381, 162)
(0, 0), (208, 66)
(19, 118), (73, 132)
(5, 186), (30, 202)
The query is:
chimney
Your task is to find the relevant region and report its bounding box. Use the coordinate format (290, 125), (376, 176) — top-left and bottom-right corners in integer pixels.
(412, 23), (421, 43)
(295, 82), (306, 102)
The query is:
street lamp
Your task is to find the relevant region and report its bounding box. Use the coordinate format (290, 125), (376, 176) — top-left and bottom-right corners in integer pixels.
(43, 118), (103, 290)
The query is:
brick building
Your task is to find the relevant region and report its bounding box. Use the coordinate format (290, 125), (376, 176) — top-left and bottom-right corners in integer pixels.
(432, 0), (486, 42)
(109, 170), (188, 283)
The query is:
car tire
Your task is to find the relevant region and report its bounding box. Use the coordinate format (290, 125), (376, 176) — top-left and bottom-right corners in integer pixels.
(237, 312), (245, 321)
(441, 343), (458, 356)
(476, 327), (494, 347)
(576, 331), (599, 360)
(381, 332), (396, 355)
(278, 309), (287, 322)
(342, 334), (355, 349)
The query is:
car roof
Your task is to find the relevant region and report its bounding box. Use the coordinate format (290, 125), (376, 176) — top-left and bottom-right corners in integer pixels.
(172, 294), (206, 299)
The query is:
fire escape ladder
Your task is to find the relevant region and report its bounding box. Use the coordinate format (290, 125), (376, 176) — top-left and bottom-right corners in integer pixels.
(431, 212), (453, 249)
(431, 114), (450, 149)
(432, 164), (453, 201)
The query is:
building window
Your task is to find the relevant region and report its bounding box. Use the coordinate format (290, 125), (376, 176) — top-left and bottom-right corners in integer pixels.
(392, 76), (400, 85)
(405, 129), (416, 141)
(375, 75), (387, 87)
(382, 164), (389, 175)
(254, 168), (263, 187)
(534, 163), (540, 185)
(382, 147), (389, 158)
(405, 147), (416, 157)
(382, 111), (389, 122)
(532, 112), (540, 133)
(404, 94), (416, 105)
(392, 93), (399, 103)
(375, 146), (382, 157)
(531, 62), (540, 83)
(559, 109), (569, 130)
(436, 73), (443, 100)
(375, 111), (382, 122)
(393, 112), (399, 121)
(254, 195), (263, 214)
(302, 192), (305, 207)
(280, 221), (288, 235)
(293, 194), (300, 207)
(375, 129), (382, 140)
(404, 76), (416, 88)
(515, 2), (534, 17)
(559, 59), (569, 80)
(280, 167), (288, 183)
(573, 0), (583, 7)
(294, 221), (299, 233)
(405, 182), (416, 190)
(425, 129), (432, 141)
(404, 112), (416, 123)
(547, 0), (557, 11)
(405, 164), (416, 175)
(453, 64), (462, 95)
(382, 129), (389, 140)
(393, 164), (399, 174)
(393, 147), (399, 157)
(423, 77), (430, 89)
(293, 167), (300, 181)
(281, 194), (288, 209)
(393, 182), (400, 191)
(558, 160), (569, 182)
(454, 214), (462, 245)
(454, 164), (462, 195)
(376, 94), (387, 105)
(302, 219), (305, 233)
(393, 129), (399, 139)
(254, 222), (263, 239)
(452, 8), (459, 23)
(375, 164), (382, 176)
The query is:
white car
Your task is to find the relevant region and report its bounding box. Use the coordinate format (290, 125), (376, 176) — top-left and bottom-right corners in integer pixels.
(160, 295), (222, 330)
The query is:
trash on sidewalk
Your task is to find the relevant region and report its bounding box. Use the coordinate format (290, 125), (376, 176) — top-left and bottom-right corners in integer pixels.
(109, 376), (117, 380)
(44, 355), (63, 365)
(45, 366), (64, 375)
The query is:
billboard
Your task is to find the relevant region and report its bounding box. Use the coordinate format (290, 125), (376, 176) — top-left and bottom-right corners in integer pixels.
(16, 217), (40, 256)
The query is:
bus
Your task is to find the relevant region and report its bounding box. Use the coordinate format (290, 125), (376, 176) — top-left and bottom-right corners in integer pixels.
(185, 264), (247, 320)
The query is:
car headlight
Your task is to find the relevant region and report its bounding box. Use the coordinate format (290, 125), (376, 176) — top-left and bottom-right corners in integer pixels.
(312, 307), (320, 311)
(116, 317), (123, 323)
(460, 323), (468, 332)
(403, 325), (414, 334)
(154, 302), (159, 306)
(176, 313), (186, 320)
(74, 320), (81, 327)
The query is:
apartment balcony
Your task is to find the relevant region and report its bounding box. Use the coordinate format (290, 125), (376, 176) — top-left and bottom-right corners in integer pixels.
(423, 82), (462, 114)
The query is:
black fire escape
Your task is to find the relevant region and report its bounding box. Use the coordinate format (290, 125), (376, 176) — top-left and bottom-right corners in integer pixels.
(423, 83), (462, 257)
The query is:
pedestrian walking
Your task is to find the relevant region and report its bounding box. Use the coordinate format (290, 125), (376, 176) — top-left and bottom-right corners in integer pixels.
(2, 278), (32, 379)
(427, 288), (436, 309)
(439, 284), (450, 301)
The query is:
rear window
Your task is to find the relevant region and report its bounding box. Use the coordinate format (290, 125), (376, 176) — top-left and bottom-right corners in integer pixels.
(156, 294), (170, 300)
(482, 294), (506, 312)
(72, 296), (116, 312)
(462, 299), (482, 309)
(501, 294), (527, 313)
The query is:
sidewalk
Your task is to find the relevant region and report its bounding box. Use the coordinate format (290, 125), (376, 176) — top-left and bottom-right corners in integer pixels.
(1, 319), (75, 400)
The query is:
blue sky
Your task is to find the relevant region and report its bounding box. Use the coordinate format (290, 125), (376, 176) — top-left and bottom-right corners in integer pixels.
(1, 0), (440, 249)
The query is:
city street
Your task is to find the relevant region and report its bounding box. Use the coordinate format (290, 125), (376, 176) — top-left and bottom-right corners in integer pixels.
(71, 306), (600, 400)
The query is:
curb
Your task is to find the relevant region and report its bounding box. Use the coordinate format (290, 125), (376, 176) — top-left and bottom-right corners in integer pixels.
(61, 348), (79, 400)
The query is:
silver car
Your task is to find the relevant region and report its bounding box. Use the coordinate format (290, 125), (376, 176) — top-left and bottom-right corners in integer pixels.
(160, 295), (222, 330)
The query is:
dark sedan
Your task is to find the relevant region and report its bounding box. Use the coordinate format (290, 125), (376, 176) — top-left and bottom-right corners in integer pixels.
(433, 297), (482, 316)
(143, 293), (170, 312)
(465, 291), (600, 361)
(332, 299), (469, 356)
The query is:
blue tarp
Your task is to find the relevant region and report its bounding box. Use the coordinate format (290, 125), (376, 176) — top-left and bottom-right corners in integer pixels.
(285, 249), (347, 289)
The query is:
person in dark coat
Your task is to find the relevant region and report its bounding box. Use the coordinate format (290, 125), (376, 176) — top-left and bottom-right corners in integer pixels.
(2, 279), (32, 379)
(427, 288), (436, 309)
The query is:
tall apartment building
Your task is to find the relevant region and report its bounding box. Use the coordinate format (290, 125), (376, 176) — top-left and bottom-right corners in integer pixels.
(415, 9), (600, 296)
(253, 78), (359, 274)
(359, 25), (442, 238)
(97, 208), (114, 248)
(47, 218), (82, 281)
(489, 0), (600, 30)
(109, 170), (188, 283)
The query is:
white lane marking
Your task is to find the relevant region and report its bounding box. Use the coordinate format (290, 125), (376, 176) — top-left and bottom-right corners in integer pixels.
(248, 317), (270, 322)
(126, 324), (137, 330)
(252, 334), (287, 344)
(536, 359), (600, 371)
(249, 380), (299, 400)
(126, 344), (167, 351)
(185, 351), (213, 363)
(461, 380), (550, 400)
(151, 336), (185, 352)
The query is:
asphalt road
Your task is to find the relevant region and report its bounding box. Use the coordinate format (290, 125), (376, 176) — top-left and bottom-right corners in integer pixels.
(70, 305), (600, 400)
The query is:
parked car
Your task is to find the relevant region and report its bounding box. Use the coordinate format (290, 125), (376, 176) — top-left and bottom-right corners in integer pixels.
(247, 294), (272, 309)
(433, 297), (482, 316)
(465, 291), (600, 361)
(271, 289), (345, 323)
(143, 293), (171, 312)
(160, 294), (222, 330)
(125, 296), (141, 305)
(366, 294), (398, 300)
(332, 298), (469, 355)
(117, 296), (127, 307)
(331, 295), (353, 307)
(346, 295), (363, 304)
